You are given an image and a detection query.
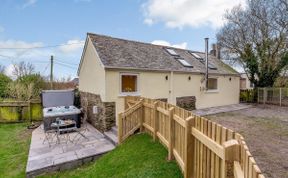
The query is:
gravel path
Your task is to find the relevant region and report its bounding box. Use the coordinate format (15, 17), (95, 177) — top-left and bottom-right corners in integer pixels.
(206, 104), (288, 178)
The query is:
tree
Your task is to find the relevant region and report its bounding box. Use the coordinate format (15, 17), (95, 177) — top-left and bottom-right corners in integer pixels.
(12, 61), (35, 79)
(7, 82), (34, 101)
(17, 74), (46, 98)
(217, 0), (288, 87)
(0, 73), (12, 98)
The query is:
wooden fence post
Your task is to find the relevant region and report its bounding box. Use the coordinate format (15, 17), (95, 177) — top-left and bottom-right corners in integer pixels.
(223, 139), (240, 178)
(140, 99), (144, 132)
(118, 113), (123, 144)
(184, 116), (194, 178)
(153, 101), (159, 141)
(28, 100), (32, 123)
(168, 107), (175, 161)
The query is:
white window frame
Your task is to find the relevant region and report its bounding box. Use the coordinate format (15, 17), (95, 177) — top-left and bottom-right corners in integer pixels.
(119, 73), (140, 96)
(206, 77), (219, 93)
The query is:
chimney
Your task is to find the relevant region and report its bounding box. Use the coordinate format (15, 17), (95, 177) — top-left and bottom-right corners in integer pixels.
(205, 38), (209, 89)
(210, 43), (221, 59)
(210, 44), (217, 56)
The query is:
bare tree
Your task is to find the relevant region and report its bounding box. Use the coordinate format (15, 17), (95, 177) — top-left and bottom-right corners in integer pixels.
(12, 61), (35, 79)
(217, 0), (288, 87)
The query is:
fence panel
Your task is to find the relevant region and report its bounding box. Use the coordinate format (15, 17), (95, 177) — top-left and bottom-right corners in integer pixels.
(281, 88), (288, 106)
(119, 96), (265, 178)
(118, 100), (143, 143)
(258, 87), (288, 106)
(0, 100), (42, 122)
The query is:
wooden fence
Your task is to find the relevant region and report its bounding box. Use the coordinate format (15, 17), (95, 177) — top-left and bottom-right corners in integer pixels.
(118, 96), (264, 178)
(0, 100), (42, 122)
(258, 88), (288, 106)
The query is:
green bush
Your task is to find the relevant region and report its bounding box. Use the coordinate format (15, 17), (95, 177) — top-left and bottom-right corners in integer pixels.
(17, 73), (46, 97)
(0, 73), (12, 98)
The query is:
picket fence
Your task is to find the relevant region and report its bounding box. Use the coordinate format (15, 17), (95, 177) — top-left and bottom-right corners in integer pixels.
(118, 96), (264, 178)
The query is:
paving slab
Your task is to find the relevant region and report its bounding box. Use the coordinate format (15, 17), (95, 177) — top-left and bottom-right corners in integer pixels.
(26, 123), (115, 177)
(192, 103), (253, 116)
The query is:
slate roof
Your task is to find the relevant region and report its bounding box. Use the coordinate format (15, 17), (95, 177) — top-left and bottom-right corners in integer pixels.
(87, 33), (238, 75)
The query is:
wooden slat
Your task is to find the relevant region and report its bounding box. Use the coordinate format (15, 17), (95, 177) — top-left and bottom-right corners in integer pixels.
(143, 123), (154, 132)
(173, 149), (185, 171)
(173, 114), (186, 127)
(143, 102), (154, 109)
(156, 106), (169, 116)
(156, 132), (169, 148)
(192, 128), (225, 159)
(121, 124), (141, 141)
(234, 161), (244, 178)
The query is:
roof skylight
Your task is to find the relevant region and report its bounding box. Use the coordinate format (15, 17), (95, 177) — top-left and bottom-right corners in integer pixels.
(208, 63), (217, 70)
(165, 48), (179, 56)
(176, 58), (193, 68)
(190, 52), (202, 59)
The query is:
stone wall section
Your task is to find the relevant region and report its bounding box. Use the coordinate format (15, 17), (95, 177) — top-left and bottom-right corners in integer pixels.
(80, 91), (115, 132)
(176, 96), (196, 111)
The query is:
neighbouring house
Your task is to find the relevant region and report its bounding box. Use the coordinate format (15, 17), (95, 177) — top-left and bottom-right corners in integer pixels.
(240, 73), (254, 90)
(77, 33), (240, 131)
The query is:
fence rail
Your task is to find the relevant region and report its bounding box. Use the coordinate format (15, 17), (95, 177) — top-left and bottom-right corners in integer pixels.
(258, 88), (288, 106)
(118, 96), (264, 178)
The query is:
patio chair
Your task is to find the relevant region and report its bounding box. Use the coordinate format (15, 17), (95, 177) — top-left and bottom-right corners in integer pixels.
(72, 101), (89, 143)
(43, 128), (57, 147)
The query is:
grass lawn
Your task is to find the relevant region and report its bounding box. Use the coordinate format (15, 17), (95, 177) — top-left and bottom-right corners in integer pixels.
(0, 123), (182, 178)
(0, 123), (31, 178)
(39, 133), (183, 178)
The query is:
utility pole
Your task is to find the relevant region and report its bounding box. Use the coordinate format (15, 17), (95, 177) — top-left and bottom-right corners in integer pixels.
(50, 55), (54, 89)
(205, 38), (209, 89)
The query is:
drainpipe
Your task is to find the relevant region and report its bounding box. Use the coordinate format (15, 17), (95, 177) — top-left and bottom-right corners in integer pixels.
(205, 38), (209, 89)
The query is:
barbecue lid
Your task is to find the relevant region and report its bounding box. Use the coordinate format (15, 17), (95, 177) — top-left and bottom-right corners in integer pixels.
(41, 89), (75, 108)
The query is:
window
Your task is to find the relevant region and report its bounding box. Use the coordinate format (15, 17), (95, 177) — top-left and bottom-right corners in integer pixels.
(121, 74), (138, 93)
(189, 52), (202, 59)
(176, 57), (193, 67)
(208, 63), (217, 70)
(207, 78), (218, 90)
(165, 48), (179, 56)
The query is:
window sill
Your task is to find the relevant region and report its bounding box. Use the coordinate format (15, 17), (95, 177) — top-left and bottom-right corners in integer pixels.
(205, 90), (219, 93)
(118, 93), (141, 97)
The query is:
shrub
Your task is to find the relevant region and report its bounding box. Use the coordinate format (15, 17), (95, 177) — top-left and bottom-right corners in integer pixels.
(0, 74), (12, 98)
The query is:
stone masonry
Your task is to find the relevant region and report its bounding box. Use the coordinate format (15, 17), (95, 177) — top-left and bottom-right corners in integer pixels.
(80, 92), (115, 132)
(176, 96), (196, 111)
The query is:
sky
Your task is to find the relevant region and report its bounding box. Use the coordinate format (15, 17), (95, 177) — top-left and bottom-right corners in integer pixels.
(0, 0), (246, 79)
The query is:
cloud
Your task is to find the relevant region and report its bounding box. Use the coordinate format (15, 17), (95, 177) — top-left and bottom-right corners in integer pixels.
(151, 40), (188, 49)
(142, 0), (246, 29)
(22, 0), (37, 9)
(144, 19), (154, 26)
(58, 40), (85, 53)
(5, 64), (15, 78)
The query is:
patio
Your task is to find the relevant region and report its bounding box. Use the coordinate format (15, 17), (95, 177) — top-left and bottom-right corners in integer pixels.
(26, 123), (115, 177)
(192, 103), (252, 116)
